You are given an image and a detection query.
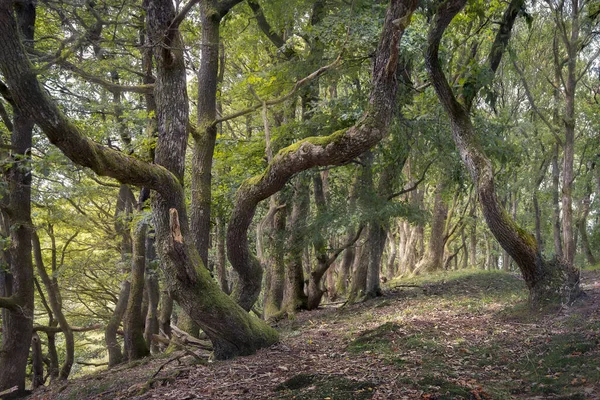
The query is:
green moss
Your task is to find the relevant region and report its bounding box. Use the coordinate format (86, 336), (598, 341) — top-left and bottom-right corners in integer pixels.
(244, 169), (267, 187)
(274, 373), (376, 399)
(346, 322), (400, 353)
(277, 129), (346, 157)
(417, 375), (471, 399)
(501, 208), (538, 251)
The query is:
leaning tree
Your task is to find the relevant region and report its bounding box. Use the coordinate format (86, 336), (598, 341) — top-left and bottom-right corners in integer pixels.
(425, 0), (581, 303)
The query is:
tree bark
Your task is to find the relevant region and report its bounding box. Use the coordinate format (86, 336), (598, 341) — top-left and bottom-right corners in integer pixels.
(348, 231), (369, 303)
(106, 280), (130, 367)
(335, 172), (360, 296)
(0, 2), (35, 393)
(578, 191), (596, 266)
(190, 0), (243, 266)
(280, 178), (309, 315)
(158, 290), (173, 338)
(262, 198), (286, 319)
(366, 225), (386, 297)
(105, 184), (135, 367)
(227, 0), (419, 310)
(560, 0), (580, 268)
(386, 229), (398, 279)
(31, 333), (44, 389)
(551, 143), (563, 258)
(215, 216), (230, 294)
(413, 184), (447, 274)
(0, 109), (35, 395)
(144, 233), (160, 354)
(124, 190), (150, 360)
(426, 0), (580, 303)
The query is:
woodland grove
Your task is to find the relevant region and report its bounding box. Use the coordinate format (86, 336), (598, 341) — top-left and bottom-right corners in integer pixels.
(0, 0), (599, 396)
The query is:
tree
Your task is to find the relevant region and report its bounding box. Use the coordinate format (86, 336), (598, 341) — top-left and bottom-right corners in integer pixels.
(226, 0), (420, 311)
(0, 0), (36, 393)
(425, 0), (581, 303)
(0, 0), (278, 360)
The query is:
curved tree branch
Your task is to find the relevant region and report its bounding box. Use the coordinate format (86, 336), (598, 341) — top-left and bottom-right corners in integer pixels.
(0, 7), (179, 195)
(247, 0), (295, 59)
(227, 0), (419, 310)
(0, 296), (18, 311)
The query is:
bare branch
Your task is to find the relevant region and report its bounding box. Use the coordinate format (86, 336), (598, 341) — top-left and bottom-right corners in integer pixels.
(387, 159), (434, 200)
(171, 0), (201, 29)
(215, 55), (343, 126)
(512, 59), (563, 145)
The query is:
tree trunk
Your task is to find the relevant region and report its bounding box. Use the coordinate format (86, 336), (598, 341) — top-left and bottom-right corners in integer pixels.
(105, 184), (134, 367)
(386, 229), (398, 278)
(124, 209), (150, 360)
(469, 202), (477, 267)
(262, 202), (286, 319)
(348, 232), (369, 303)
(190, 0), (243, 266)
(190, 3), (220, 266)
(146, 0), (277, 358)
(578, 191), (596, 266)
(227, 0), (419, 310)
(413, 184), (447, 274)
(425, 0), (580, 303)
(34, 278), (60, 381)
(215, 216), (230, 294)
(280, 178), (309, 315)
(0, 2), (35, 393)
(335, 172), (360, 296)
(31, 333), (44, 389)
(552, 143), (563, 259)
(158, 290), (173, 338)
(144, 234), (160, 354)
(560, 0), (579, 268)
(306, 172), (332, 310)
(366, 224), (386, 298)
(106, 281), (130, 367)
(0, 104), (35, 396)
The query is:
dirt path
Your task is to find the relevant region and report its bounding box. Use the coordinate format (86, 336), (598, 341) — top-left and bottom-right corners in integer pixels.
(29, 269), (600, 400)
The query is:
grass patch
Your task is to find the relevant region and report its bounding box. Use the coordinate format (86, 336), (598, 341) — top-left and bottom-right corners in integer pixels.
(346, 322), (443, 355)
(520, 332), (600, 396)
(386, 269), (527, 307)
(274, 373), (375, 399)
(345, 322), (401, 353)
(416, 375), (472, 399)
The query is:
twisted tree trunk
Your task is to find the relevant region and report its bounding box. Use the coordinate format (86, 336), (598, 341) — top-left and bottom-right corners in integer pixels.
(426, 0), (580, 303)
(226, 0), (419, 311)
(32, 232), (74, 380)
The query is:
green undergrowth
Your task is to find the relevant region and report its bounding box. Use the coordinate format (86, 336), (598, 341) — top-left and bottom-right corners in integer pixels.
(274, 373), (376, 399)
(582, 263), (600, 271)
(522, 330), (600, 396)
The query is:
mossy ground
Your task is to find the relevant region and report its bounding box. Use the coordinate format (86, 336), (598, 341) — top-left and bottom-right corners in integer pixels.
(274, 373), (376, 399)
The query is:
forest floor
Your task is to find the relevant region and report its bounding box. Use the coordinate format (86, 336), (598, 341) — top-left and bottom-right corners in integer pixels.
(28, 267), (600, 400)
